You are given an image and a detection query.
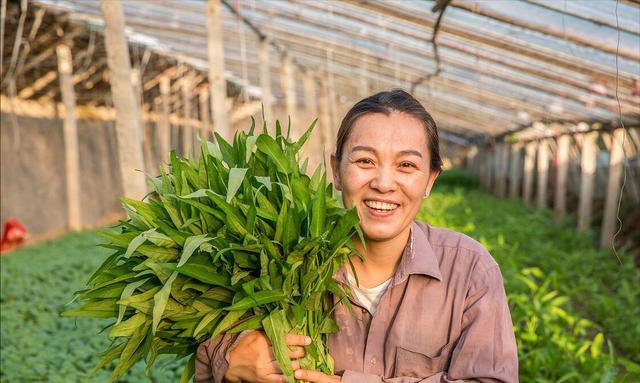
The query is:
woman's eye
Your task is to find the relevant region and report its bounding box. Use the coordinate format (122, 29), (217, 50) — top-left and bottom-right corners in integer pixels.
(357, 159), (373, 165)
(400, 162), (416, 169)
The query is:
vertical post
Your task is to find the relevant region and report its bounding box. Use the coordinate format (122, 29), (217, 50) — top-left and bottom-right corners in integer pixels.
(509, 143), (521, 200)
(358, 60), (369, 100)
(56, 44), (81, 231)
(601, 128), (625, 248)
(281, 54), (297, 136)
(159, 76), (171, 161)
(495, 143), (508, 198)
(554, 134), (570, 221)
(199, 87), (211, 141)
(100, 0), (147, 200)
(303, 70), (320, 169)
(578, 131), (598, 231)
(259, 37), (273, 125)
(537, 139), (549, 209)
(523, 141), (537, 207)
(205, 0), (230, 141)
(318, 81), (332, 177)
(181, 75), (193, 157)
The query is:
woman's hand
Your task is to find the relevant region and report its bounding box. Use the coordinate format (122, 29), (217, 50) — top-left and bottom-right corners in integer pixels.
(293, 369), (341, 383)
(224, 331), (310, 383)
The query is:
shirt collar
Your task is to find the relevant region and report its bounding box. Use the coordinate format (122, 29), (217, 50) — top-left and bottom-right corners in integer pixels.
(333, 221), (442, 286)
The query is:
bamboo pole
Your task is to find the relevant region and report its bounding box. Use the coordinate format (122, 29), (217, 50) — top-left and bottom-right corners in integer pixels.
(554, 134), (571, 221)
(280, 54), (298, 135)
(99, 0), (146, 200)
(523, 141), (537, 206)
(303, 70), (320, 170)
(181, 75), (193, 157)
(509, 143), (522, 200)
(199, 87), (211, 141)
(56, 44), (81, 231)
(578, 131), (599, 231)
(205, 0), (230, 141)
(495, 143), (509, 198)
(159, 76), (171, 162)
(258, 36), (273, 125)
(601, 128), (625, 248)
(537, 139), (550, 209)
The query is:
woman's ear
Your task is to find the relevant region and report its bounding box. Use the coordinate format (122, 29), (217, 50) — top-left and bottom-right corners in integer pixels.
(423, 170), (440, 199)
(330, 153), (341, 191)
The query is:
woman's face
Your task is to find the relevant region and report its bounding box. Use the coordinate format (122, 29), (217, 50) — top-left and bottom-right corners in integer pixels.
(331, 111), (439, 244)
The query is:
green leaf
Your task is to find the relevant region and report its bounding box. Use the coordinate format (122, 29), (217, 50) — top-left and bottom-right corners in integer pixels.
(256, 134), (293, 174)
(86, 342), (126, 378)
(179, 353), (197, 383)
(227, 168), (249, 202)
(163, 263), (233, 288)
(116, 278), (150, 325)
(262, 310), (294, 383)
(109, 321), (150, 383)
(178, 234), (212, 267)
(310, 173), (326, 238)
(226, 314), (266, 334)
(152, 272), (178, 334)
(256, 176), (273, 192)
(211, 309), (248, 340)
(125, 228), (155, 258)
(142, 230), (177, 248)
(194, 309), (224, 337)
(245, 135), (259, 163)
(110, 312), (150, 337)
(225, 289), (287, 311)
(591, 332), (604, 358)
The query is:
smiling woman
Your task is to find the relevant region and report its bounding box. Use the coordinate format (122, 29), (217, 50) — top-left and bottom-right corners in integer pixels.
(195, 89), (519, 383)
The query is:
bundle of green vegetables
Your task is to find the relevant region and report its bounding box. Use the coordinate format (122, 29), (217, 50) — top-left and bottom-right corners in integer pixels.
(62, 119), (362, 383)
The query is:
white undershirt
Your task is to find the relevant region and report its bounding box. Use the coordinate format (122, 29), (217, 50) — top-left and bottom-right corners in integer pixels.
(347, 272), (391, 315)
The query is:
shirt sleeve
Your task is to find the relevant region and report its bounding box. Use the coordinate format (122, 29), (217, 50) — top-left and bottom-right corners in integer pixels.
(340, 264), (519, 383)
(194, 330), (255, 383)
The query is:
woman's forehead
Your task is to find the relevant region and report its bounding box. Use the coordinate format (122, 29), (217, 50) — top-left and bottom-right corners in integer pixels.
(347, 112), (430, 154)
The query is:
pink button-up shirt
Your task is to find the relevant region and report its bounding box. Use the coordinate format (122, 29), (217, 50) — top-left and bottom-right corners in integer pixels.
(196, 221), (518, 382)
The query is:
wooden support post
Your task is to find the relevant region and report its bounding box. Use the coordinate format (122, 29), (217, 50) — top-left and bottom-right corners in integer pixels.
(523, 141), (537, 207)
(100, 0), (146, 200)
(303, 70), (320, 170)
(359, 60), (369, 99)
(466, 145), (478, 174)
(199, 87), (211, 141)
(159, 76), (171, 162)
(509, 143), (521, 200)
(205, 0), (230, 141)
(480, 146), (493, 192)
(56, 44), (81, 231)
(281, 54), (298, 136)
(578, 131), (598, 231)
(259, 37), (273, 125)
(537, 139), (550, 209)
(601, 128), (625, 248)
(495, 143), (509, 198)
(318, 81), (332, 177)
(554, 134), (570, 221)
(181, 76), (193, 157)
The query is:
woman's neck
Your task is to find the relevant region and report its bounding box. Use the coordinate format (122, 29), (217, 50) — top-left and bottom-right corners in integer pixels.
(349, 227), (411, 288)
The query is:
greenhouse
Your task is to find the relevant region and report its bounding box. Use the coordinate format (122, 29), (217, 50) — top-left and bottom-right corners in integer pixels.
(1, 0), (639, 382)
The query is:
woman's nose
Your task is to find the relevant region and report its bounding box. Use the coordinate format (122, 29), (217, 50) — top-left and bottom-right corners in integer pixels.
(369, 168), (398, 193)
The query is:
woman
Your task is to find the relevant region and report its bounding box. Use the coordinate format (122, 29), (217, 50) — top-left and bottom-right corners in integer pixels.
(195, 89), (518, 383)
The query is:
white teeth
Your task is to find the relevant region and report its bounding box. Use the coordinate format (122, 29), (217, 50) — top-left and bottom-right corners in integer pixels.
(364, 200), (399, 211)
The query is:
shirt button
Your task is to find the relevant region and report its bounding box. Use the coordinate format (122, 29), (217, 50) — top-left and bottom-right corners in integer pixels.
(370, 356), (377, 365)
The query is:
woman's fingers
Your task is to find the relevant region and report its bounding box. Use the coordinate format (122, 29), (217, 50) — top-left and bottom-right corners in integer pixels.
(287, 345), (306, 359)
(284, 333), (312, 346)
(265, 374), (290, 383)
(294, 369), (341, 383)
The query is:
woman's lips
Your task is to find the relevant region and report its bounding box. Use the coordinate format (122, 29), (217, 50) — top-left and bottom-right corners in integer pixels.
(362, 201), (399, 218)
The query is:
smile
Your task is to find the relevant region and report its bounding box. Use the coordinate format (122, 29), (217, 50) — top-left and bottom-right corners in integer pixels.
(364, 200), (400, 212)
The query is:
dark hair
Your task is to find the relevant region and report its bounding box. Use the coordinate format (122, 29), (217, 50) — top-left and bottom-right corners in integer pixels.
(335, 89), (443, 172)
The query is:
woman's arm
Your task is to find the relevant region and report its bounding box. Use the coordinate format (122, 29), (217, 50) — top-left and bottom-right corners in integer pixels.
(296, 265), (518, 383)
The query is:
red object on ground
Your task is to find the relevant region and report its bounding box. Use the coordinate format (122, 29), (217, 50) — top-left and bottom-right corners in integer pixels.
(0, 218), (28, 253)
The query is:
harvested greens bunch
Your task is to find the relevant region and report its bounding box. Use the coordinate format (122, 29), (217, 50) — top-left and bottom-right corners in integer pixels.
(63, 120), (362, 383)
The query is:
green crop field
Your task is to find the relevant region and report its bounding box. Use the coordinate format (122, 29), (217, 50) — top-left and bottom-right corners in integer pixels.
(2, 169), (638, 382)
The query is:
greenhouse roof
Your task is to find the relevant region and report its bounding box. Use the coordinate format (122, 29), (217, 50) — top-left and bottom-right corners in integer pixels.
(6, 0), (640, 142)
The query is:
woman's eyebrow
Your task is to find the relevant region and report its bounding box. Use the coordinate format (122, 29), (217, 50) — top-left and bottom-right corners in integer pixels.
(349, 146), (423, 158)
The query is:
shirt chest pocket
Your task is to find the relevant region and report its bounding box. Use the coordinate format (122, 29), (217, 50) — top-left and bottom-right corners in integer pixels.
(393, 341), (455, 378)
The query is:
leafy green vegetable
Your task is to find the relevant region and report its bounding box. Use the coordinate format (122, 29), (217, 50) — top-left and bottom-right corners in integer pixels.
(62, 120), (360, 382)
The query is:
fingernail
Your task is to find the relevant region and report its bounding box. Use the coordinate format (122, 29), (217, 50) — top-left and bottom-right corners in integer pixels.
(305, 337), (311, 344)
(295, 370), (302, 378)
